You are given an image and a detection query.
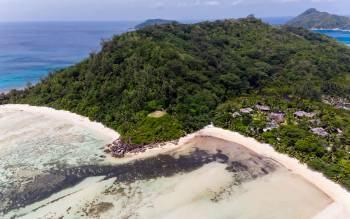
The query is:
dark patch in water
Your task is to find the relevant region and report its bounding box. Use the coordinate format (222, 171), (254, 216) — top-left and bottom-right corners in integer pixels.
(261, 167), (268, 174)
(228, 161), (249, 172)
(1, 149), (211, 214)
(213, 150), (229, 163)
(1, 148), (277, 216)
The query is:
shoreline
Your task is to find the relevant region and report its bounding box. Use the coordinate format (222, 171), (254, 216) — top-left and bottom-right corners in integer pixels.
(312, 28), (350, 32)
(109, 125), (350, 218)
(179, 126), (350, 219)
(0, 104), (119, 140)
(1, 104), (350, 218)
(0, 85), (26, 95)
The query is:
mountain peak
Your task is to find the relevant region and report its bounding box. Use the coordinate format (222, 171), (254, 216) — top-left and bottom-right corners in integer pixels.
(287, 8), (350, 30)
(302, 8), (319, 15)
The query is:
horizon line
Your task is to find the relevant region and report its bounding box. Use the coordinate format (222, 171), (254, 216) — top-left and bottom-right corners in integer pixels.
(0, 16), (296, 23)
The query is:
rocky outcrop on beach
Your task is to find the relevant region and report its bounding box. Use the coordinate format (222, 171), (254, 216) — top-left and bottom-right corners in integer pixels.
(104, 140), (138, 157)
(105, 139), (177, 158)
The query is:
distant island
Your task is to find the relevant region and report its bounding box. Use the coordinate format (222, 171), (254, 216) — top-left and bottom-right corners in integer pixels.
(287, 8), (350, 30)
(135, 19), (179, 29)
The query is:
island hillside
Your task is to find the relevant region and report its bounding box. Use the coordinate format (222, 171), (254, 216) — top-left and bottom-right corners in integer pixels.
(1, 17), (350, 190)
(287, 8), (350, 30)
(135, 19), (179, 29)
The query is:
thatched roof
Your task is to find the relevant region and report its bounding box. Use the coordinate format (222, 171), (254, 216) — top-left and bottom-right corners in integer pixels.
(311, 127), (329, 137)
(240, 108), (253, 114)
(269, 113), (285, 123)
(255, 104), (270, 111)
(294, 111), (315, 118)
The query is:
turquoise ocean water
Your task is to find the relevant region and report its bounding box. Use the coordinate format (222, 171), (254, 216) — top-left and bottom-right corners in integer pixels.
(0, 21), (137, 92)
(0, 20), (349, 92)
(314, 29), (350, 46)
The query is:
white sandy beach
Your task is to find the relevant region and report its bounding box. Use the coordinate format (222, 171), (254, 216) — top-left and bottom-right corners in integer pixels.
(103, 127), (350, 219)
(1, 104), (350, 218)
(0, 104), (119, 140)
(0, 104), (118, 179)
(190, 127), (350, 219)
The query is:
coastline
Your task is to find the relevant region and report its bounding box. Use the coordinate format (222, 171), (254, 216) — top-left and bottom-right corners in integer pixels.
(180, 126), (350, 219)
(311, 28), (350, 32)
(1, 104), (350, 218)
(0, 104), (119, 140)
(0, 89), (11, 95)
(107, 125), (350, 218)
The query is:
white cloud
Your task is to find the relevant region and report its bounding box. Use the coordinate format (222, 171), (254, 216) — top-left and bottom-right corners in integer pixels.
(204, 0), (220, 5)
(176, 0), (222, 7)
(232, 0), (243, 5)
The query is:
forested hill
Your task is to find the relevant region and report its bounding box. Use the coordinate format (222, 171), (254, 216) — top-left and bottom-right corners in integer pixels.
(3, 18), (350, 142)
(3, 18), (350, 189)
(287, 8), (350, 30)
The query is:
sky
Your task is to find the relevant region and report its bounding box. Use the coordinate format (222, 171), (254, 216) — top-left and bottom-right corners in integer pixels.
(0, 0), (348, 22)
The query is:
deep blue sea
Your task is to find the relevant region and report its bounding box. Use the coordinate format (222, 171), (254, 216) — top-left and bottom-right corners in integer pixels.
(0, 21), (138, 92)
(262, 17), (350, 47)
(0, 19), (350, 92)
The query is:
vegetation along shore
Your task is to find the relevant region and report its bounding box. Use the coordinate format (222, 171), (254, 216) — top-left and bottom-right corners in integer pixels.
(1, 17), (350, 193)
